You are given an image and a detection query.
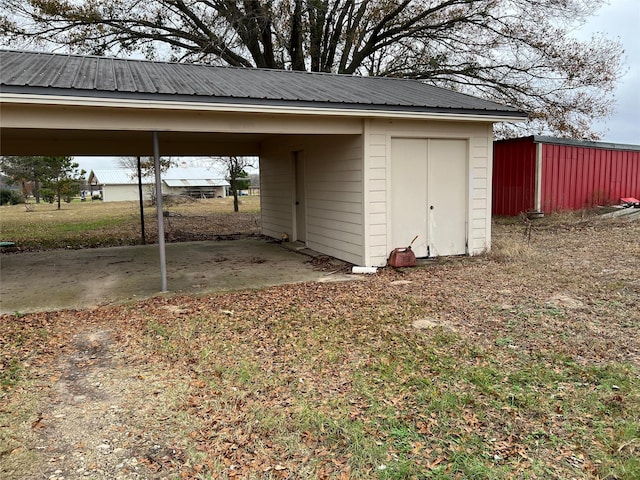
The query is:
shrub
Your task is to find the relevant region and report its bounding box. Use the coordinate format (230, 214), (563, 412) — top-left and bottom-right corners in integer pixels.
(0, 189), (24, 205)
(40, 188), (55, 204)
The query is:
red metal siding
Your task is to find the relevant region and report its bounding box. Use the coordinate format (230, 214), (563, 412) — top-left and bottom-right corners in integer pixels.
(540, 144), (640, 213)
(492, 138), (536, 215)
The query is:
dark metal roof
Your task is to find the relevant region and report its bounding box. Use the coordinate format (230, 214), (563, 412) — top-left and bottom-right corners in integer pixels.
(496, 135), (640, 152)
(0, 50), (526, 118)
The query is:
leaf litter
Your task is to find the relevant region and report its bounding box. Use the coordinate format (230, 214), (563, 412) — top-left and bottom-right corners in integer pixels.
(1, 213), (639, 479)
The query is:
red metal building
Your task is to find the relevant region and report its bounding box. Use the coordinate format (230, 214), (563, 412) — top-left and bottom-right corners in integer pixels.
(492, 136), (640, 216)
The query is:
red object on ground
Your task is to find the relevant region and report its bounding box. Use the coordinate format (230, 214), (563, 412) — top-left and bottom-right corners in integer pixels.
(388, 247), (417, 268)
(621, 197), (640, 204)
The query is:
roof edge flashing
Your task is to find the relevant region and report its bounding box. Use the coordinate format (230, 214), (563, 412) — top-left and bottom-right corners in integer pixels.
(497, 135), (640, 152)
(0, 92), (527, 123)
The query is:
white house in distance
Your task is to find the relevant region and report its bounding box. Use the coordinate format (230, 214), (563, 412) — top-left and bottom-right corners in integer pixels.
(0, 50), (527, 268)
(88, 167), (229, 202)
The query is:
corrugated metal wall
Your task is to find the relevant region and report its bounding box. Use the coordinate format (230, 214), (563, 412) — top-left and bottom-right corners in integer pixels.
(493, 137), (640, 216)
(541, 144), (640, 212)
(492, 138), (536, 215)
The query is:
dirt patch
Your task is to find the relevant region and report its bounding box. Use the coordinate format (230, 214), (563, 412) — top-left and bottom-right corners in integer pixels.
(412, 317), (456, 331)
(22, 328), (186, 480)
(546, 293), (585, 309)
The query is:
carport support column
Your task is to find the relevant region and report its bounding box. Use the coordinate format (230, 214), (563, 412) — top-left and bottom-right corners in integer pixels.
(153, 132), (168, 292)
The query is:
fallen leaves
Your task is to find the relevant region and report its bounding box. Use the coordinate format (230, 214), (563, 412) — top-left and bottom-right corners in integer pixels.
(1, 215), (639, 479)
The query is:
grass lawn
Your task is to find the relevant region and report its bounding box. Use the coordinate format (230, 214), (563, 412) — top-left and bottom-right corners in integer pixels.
(1, 208), (638, 479)
(0, 196), (261, 250)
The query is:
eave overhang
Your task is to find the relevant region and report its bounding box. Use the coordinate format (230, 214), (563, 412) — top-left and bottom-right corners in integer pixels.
(0, 90), (528, 125)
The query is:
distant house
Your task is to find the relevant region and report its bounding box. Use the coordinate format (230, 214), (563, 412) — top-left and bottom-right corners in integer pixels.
(89, 167), (229, 202)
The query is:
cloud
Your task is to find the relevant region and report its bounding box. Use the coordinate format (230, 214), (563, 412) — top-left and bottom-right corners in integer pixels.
(577, 0), (640, 144)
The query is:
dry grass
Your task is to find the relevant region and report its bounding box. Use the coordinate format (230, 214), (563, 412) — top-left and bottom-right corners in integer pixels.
(1, 209), (639, 479)
(487, 235), (539, 263)
(0, 196), (261, 250)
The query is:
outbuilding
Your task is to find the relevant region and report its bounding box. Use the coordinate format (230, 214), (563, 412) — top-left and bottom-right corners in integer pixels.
(0, 50), (526, 275)
(492, 136), (640, 216)
(89, 167), (229, 202)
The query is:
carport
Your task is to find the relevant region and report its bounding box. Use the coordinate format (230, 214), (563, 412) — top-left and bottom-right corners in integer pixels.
(0, 238), (353, 314)
(0, 50), (526, 291)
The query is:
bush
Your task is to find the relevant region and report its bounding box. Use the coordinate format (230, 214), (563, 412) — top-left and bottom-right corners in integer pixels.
(0, 189), (24, 205)
(40, 189), (55, 204)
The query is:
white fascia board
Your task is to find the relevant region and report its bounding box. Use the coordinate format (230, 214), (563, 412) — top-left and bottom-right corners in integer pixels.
(0, 93), (527, 124)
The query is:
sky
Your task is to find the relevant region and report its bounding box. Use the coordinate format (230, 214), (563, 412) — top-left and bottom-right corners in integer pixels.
(74, 0), (640, 174)
(574, 0), (640, 145)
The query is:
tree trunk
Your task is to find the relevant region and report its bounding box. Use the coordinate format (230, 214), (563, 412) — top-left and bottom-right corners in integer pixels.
(290, 0), (306, 71)
(34, 178), (41, 203)
(233, 189), (239, 213)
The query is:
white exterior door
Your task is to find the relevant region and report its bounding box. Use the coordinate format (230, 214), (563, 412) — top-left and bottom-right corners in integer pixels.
(294, 151), (306, 242)
(391, 138), (429, 257)
(428, 139), (467, 256)
(391, 138), (467, 257)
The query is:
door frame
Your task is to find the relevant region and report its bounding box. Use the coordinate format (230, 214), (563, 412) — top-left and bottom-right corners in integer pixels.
(292, 150), (306, 243)
(387, 135), (471, 257)
(426, 138), (469, 256)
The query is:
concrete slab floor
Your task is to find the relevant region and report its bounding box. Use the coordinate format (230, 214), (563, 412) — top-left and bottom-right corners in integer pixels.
(0, 238), (354, 314)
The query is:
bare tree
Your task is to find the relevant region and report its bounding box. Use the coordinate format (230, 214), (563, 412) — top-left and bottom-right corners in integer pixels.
(211, 156), (255, 213)
(1, 0), (624, 138)
(118, 156), (175, 244)
(118, 156), (175, 200)
(118, 156), (174, 178)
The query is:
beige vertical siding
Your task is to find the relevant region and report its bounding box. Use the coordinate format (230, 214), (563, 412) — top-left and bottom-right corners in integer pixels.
(469, 129), (493, 254)
(260, 135), (364, 265)
(364, 120), (494, 266)
(363, 124), (389, 265)
(260, 145), (294, 239)
(261, 120), (494, 267)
